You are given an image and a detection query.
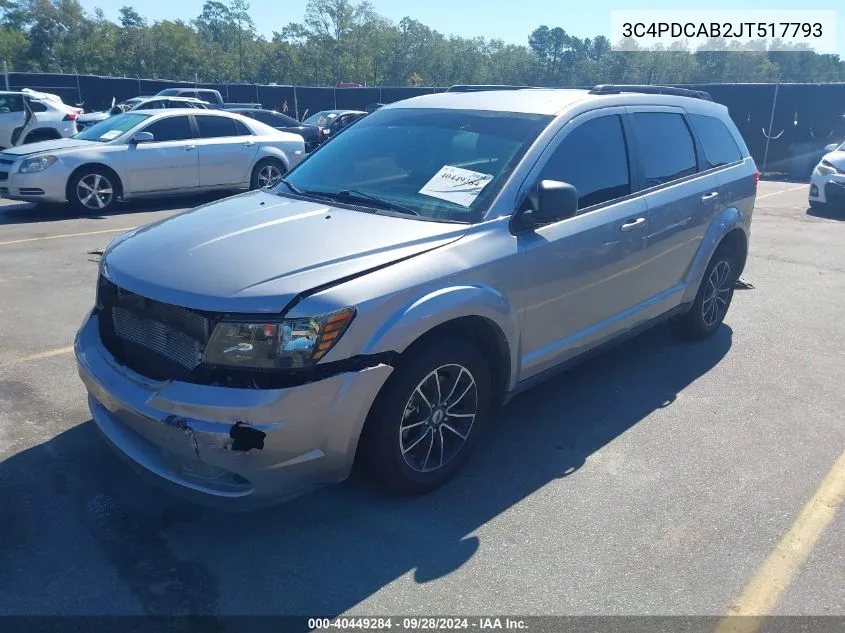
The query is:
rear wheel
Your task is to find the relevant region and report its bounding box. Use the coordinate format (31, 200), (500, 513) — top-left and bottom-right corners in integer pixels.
(22, 129), (60, 144)
(671, 244), (738, 341)
(250, 158), (285, 190)
(68, 167), (119, 214)
(358, 338), (492, 495)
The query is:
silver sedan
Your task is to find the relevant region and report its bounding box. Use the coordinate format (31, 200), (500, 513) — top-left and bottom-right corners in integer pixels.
(0, 109), (305, 213)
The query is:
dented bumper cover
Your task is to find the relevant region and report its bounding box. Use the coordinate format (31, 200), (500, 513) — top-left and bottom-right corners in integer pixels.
(75, 313), (394, 509)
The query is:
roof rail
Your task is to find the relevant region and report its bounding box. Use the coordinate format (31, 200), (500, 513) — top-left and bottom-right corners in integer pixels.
(445, 84), (534, 93)
(589, 84), (714, 101)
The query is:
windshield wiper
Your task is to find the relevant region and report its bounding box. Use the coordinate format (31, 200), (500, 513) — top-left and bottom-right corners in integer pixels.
(335, 189), (420, 216)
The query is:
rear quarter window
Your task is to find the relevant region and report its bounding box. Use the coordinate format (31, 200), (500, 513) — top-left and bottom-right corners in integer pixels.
(688, 113), (744, 169)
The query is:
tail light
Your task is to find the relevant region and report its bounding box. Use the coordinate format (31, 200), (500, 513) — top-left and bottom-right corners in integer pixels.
(63, 112), (78, 121)
(753, 169), (759, 188)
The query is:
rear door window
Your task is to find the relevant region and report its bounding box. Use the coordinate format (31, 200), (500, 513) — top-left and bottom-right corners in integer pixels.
(540, 114), (631, 209)
(688, 114), (743, 169)
(195, 115), (239, 138)
(629, 112), (697, 187)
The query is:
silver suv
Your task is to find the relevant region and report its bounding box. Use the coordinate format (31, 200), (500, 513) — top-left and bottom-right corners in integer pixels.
(75, 85), (758, 508)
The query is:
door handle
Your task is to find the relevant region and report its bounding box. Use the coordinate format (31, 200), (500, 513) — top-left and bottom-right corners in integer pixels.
(701, 191), (719, 202)
(243, 141), (255, 147)
(620, 217), (646, 232)
(184, 145), (196, 151)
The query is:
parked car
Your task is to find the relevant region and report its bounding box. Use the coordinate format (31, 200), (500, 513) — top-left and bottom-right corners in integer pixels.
(809, 140), (845, 209)
(302, 109), (367, 139)
(228, 108), (323, 152)
(0, 90), (79, 149)
(0, 109), (304, 212)
(76, 96), (210, 132)
(155, 87), (259, 110)
(74, 85), (757, 508)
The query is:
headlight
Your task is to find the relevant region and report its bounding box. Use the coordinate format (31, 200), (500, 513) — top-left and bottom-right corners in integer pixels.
(203, 307), (356, 369)
(18, 155), (57, 173)
(816, 160), (839, 176)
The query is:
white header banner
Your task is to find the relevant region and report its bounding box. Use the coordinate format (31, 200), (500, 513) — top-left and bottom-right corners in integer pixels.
(611, 10), (838, 53)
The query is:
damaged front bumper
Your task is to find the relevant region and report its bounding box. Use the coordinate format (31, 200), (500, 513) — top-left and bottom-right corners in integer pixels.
(74, 313), (394, 509)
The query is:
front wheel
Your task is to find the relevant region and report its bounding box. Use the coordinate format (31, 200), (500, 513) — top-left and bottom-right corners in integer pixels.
(358, 338), (492, 496)
(68, 168), (119, 214)
(671, 245), (738, 341)
(250, 159), (285, 190)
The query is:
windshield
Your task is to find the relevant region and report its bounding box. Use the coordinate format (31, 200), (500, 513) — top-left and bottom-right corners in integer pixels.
(75, 113), (150, 142)
(303, 111), (338, 127)
(282, 107), (552, 223)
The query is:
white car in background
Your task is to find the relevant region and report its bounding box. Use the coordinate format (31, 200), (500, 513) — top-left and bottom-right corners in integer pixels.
(809, 140), (845, 209)
(0, 109), (305, 212)
(76, 96), (211, 132)
(0, 89), (80, 149)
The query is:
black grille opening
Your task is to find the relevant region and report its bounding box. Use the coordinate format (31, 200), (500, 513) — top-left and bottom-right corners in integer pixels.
(96, 276), (215, 381)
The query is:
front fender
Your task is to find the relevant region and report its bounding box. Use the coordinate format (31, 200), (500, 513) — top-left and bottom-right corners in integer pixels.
(362, 284), (520, 389)
(681, 206), (749, 305)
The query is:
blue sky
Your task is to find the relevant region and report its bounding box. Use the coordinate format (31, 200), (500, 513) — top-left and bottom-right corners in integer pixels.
(79, 0), (844, 56)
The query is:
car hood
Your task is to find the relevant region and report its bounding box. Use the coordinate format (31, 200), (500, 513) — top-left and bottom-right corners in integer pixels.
(102, 190), (471, 314)
(823, 150), (845, 170)
(2, 138), (97, 156)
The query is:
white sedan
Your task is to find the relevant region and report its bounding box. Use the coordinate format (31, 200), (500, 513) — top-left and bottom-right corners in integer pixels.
(0, 109), (305, 213)
(809, 140), (845, 210)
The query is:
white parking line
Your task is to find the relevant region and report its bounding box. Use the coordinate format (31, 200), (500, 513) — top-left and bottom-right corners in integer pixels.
(0, 227), (134, 247)
(756, 185), (806, 201)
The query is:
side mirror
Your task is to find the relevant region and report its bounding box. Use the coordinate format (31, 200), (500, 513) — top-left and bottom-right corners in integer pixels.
(129, 131), (154, 144)
(513, 180), (578, 232)
(824, 143), (840, 153)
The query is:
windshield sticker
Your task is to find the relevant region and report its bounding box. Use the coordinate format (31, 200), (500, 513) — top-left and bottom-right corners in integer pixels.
(99, 129), (122, 140)
(419, 165), (494, 207)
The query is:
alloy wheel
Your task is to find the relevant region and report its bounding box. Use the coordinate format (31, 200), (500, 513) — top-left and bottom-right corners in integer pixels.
(257, 164), (282, 189)
(701, 260), (733, 328)
(399, 364), (478, 473)
(77, 173), (114, 210)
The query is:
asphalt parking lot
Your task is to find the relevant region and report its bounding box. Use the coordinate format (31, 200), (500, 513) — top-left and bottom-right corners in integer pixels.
(0, 182), (843, 619)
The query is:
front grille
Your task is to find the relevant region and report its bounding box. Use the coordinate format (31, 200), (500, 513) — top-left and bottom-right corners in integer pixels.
(19, 187), (43, 195)
(112, 307), (204, 371)
(0, 187), (9, 196)
(0, 158), (13, 166)
(0, 172), (8, 181)
(97, 276), (214, 380)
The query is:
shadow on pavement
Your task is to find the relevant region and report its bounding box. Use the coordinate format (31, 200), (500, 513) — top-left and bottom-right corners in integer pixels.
(0, 191), (237, 226)
(0, 324), (732, 617)
(806, 203), (845, 221)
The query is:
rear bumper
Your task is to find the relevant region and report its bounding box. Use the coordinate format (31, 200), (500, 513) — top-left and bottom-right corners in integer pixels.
(75, 312), (393, 510)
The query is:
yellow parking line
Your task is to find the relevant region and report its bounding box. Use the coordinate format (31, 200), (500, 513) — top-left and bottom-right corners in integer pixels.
(755, 185), (806, 200)
(714, 448), (845, 633)
(0, 227), (134, 247)
(11, 346), (75, 363)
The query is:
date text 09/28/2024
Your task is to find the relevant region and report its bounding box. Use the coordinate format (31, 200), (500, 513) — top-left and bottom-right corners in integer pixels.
(308, 618), (528, 630)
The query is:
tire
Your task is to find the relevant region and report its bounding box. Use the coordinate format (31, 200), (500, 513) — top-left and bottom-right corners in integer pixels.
(671, 243), (739, 341)
(68, 167), (120, 214)
(358, 338), (493, 496)
(22, 129), (59, 144)
(250, 158), (286, 190)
